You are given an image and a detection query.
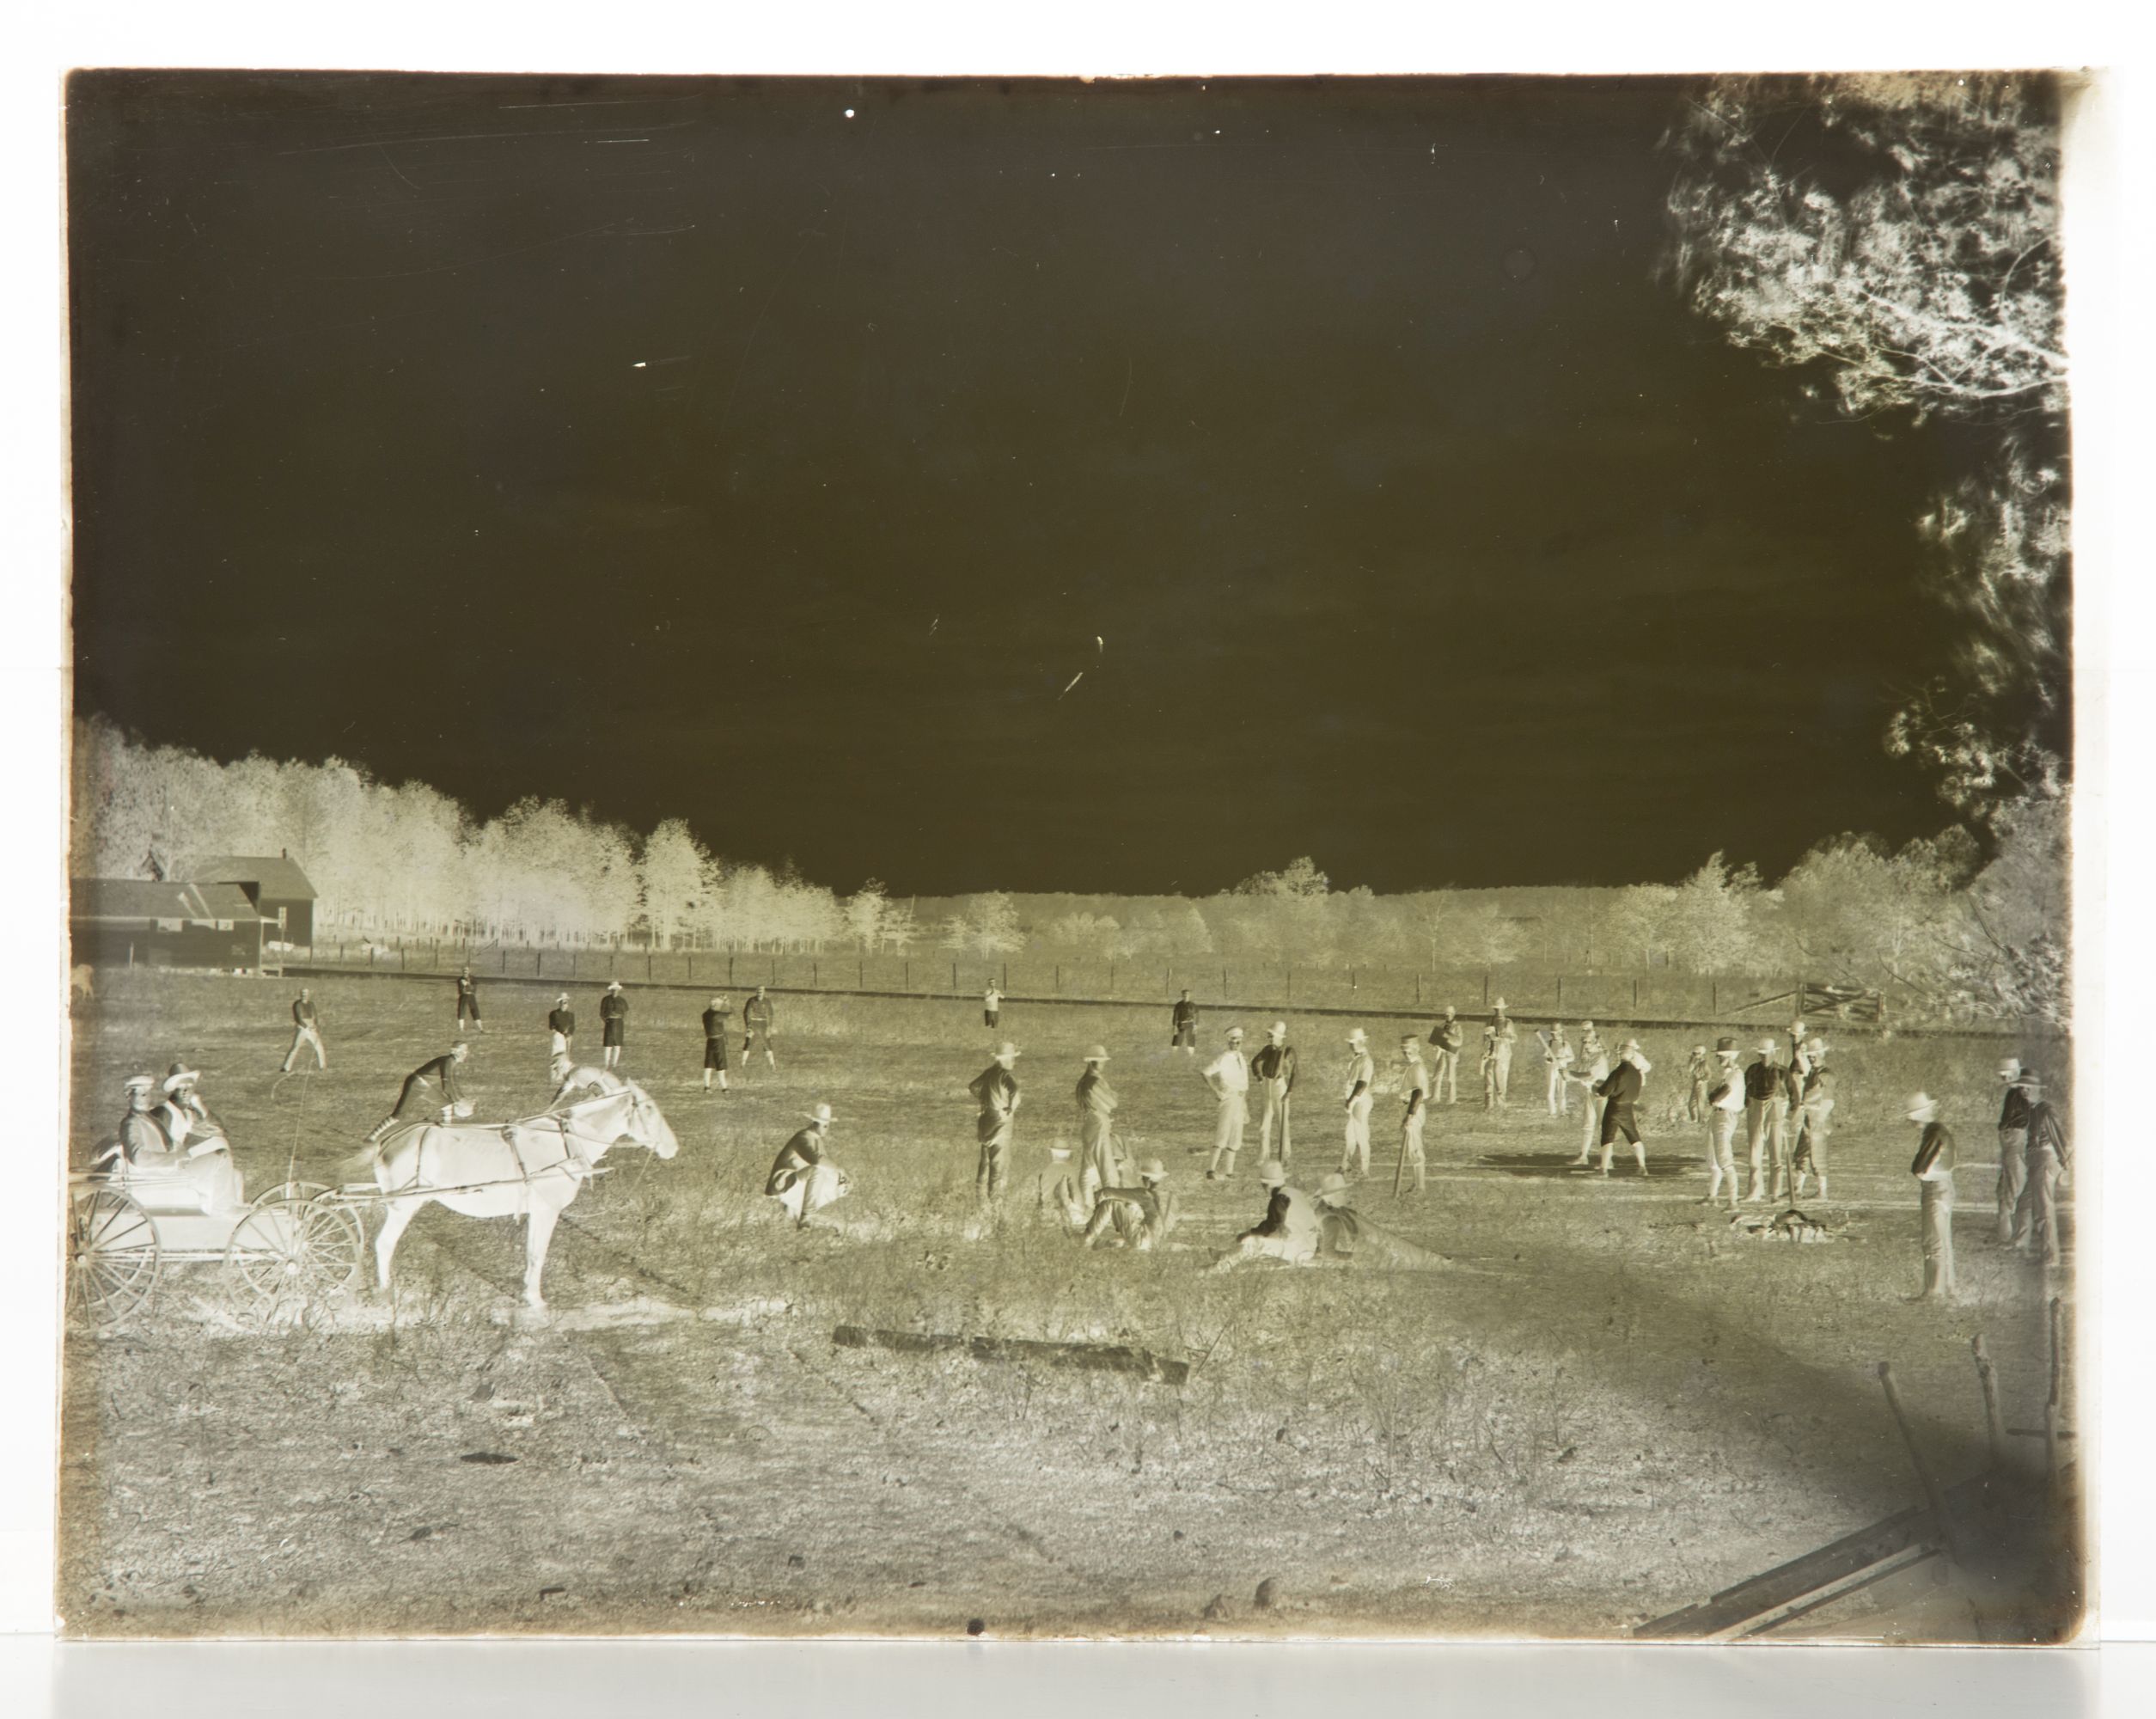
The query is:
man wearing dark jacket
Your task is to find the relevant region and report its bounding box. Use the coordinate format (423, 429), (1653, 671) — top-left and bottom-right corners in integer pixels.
(455, 966), (484, 1033)
(1170, 989), (1199, 1055)
(701, 995), (733, 1092)
(599, 981), (628, 1069)
(1742, 1037), (1784, 1203)
(1250, 1021), (1298, 1165)
(1995, 1056), (2033, 1243)
(1909, 1093), (1958, 1300)
(367, 1042), (471, 1142)
(968, 1041), (1023, 1204)
(1594, 1040), (1651, 1178)
(2011, 1074), (2069, 1266)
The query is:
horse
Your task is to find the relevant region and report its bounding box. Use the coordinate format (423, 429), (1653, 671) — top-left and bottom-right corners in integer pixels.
(367, 1079), (677, 1309)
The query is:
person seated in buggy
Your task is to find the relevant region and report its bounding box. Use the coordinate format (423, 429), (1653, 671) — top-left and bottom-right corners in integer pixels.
(98, 1071), (246, 1214)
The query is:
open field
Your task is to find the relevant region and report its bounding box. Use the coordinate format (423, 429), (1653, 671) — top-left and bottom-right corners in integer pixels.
(58, 969), (2078, 1640)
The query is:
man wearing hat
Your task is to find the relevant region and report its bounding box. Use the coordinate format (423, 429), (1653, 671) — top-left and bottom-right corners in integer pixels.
(1426, 1006), (1464, 1104)
(1994, 1056), (2033, 1244)
(1214, 1160), (1322, 1269)
(767, 1103), (849, 1227)
(547, 993), (577, 1064)
(1396, 1033), (1430, 1196)
(1204, 1027), (1252, 1181)
(157, 1061), (224, 1153)
(1170, 988), (1200, 1055)
(1250, 1021), (1298, 1165)
(366, 1041), (473, 1144)
(1540, 1021), (1575, 1116)
(743, 984), (777, 1072)
(1791, 1039), (1836, 1202)
(455, 964), (484, 1033)
(115, 1074), (174, 1168)
(2010, 1074), (2070, 1266)
(1593, 1039), (1651, 1178)
(1339, 1029), (1377, 1178)
(1082, 1158), (1177, 1251)
(1908, 1093), (1958, 1300)
(1481, 1000), (1518, 1109)
(983, 982), (1003, 1030)
(1075, 1045), (1121, 1208)
(1742, 1037), (1785, 1202)
(281, 988), (327, 1074)
(599, 981), (629, 1070)
(968, 1041), (1023, 1204)
(1702, 1037), (1745, 1209)
(1683, 1044), (1710, 1124)
(700, 995), (733, 1092)
(1567, 1035), (1613, 1167)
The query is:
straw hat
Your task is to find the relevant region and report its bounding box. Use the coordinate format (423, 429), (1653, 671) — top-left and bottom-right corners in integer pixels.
(1492, 997), (1509, 1011)
(606, 980), (624, 993)
(1083, 1045), (1110, 1062)
(1316, 1172), (1352, 1204)
(1345, 1028), (1369, 1047)
(804, 1103), (834, 1126)
(995, 1041), (1022, 1059)
(1268, 1021), (1288, 1038)
(1756, 1037), (1777, 1055)
(1139, 1158), (1168, 1182)
(162, 1062), (200, 1093)
(1226, 1026), (1245, 1041)
(556, 992), (570, 1006)
(1257, 1160), (1288, 1188)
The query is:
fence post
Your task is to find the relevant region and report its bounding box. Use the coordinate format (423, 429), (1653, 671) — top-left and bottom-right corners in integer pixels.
(1221, 968), (1228, 1000)
(501, 948), (507, 975)
(952, 961), (958, 994)
(1557, 975), (1565, 1012)
(1633, 977), (1640, 1012)
(772, 957), (779, 983)
(858, 958), (864, 988)
(813, 960), (819, 987)
(1351, 968), (1358, 994)
(1109, 960), (1116, 994)
(1712, 980), (1719, 1014)
(904, 958), (910, 991)
(1482, 972), (1490, 1006)
(1002, 960), (1008, 991)
(729, 955), (736, 986)
(1414, 973), (1420, 1006)
(1054, 964), (1060, 994)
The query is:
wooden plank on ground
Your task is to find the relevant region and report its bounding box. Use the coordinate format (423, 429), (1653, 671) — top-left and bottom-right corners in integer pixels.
(833, 1324), (1189, 1385)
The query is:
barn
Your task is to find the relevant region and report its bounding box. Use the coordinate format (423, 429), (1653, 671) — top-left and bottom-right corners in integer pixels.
(184, 852), (318, 946)
(70, 878), (268, 971)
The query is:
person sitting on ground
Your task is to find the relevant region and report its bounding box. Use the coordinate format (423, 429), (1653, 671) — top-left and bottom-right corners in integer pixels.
(1212, 1159), (1322, 1269)
(1082, 1158), (1177, 1251)
(766, 1103), (850, 1228)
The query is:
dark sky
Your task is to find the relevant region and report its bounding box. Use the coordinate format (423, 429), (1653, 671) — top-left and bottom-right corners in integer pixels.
(67, 72), (1999, 896)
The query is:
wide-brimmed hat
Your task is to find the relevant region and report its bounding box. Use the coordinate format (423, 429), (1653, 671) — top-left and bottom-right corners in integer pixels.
(556, 993), (570, 1006)
(1809, 1039), (1830, 1057)
(1756, 1037), (1777, 1055)
(1492, 998), (1509, 1011)
(1998, 1057), (2025, 1080)
(162, 1063), (200, 1092)
(1139, 1158), (1168, 1181)
(1225, 1026), (1245, 1040)
(1083, 1044), (1109, 1062)
(1906, 1092), (1938, 1121)
(1788, 1019), (1807, 1035)
(1693, 1043), (1707, 1055)
(1580, 1019), (1595, 1030)
(123, 1074), (156, 1094)
(449, 1038), (469, 1051)
(1345, 1028), (1369, 1047)
(995, 1041), (1022, 1059)
(2021, 1074), (2045, 1095)
(606, 980), (624, 992)
(805, 1103), (834, 1125)
(1268, 1021), (1287, 1037)
(1316, 1172), (1351, 1202)
(1257, 1160), (1287, 1188)
(1400, 1031), (1420, 1046)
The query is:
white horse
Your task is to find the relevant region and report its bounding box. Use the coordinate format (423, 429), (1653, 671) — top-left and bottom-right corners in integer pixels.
(369, 1080), (677, 1309)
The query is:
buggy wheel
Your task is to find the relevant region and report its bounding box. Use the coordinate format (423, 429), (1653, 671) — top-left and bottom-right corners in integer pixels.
(224, 1188), (364, 1311)
(68, 1187), (160, 1325)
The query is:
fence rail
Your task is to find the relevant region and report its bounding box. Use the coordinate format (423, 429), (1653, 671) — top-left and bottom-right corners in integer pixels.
(269, 939), (2038, 1037)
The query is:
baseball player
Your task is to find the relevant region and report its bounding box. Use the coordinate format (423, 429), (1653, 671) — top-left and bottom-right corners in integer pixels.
(1994, 1056), (2032, 1243)
(1075, 1045), (1121, 1208)
(1742, 1037), (1784, 1203)
(1250, 1020), (1298, 1165)
(599, 981), (628, 1070)
(1791, 1038), (1835, 1201)
(968, 1041), (1023, 1204)
(701, 995), (733, 1092)
(743, 985), (777, 1071)
(1396, 1033), (1429, 1196)
(1340, 1028), (1376, 1178)
(1702, 1037), (1744, 1210)
(1170, 988), (1200, 1055)
(366, 1042), (473, 1143)
(1212, 1160), (1322, 1269)
(1482, 1000), (1518, 1109)
(280, 988), (326, 1073)
(1426, 1006), (1464, 1104)
(1082, 1158), (1177, 1251)
(1204, 1026), (1251, 1181)
(1909, 1092), (1958, 1300)
(1540, 1022), (1575, 1116)
(767, 1103), (848, 1227)
(455, 966), (484, 1033)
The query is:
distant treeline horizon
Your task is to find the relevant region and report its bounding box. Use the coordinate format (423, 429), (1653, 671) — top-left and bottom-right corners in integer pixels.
(68, 718), (2066, 1025)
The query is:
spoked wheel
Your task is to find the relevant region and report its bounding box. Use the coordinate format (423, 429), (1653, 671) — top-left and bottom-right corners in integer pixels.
(68, 1187), (161, 1326)
(224, 1184), (364, 1313)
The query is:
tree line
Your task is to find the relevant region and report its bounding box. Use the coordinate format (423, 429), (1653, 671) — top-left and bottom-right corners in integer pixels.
(70, 717), (2063, 1025)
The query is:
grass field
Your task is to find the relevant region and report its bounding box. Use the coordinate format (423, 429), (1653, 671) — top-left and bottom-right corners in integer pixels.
(58, 969), (2080, 1640)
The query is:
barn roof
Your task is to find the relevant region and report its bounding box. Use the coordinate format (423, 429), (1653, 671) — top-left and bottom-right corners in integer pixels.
(71, 878), (265, 923)
(185, 853), (318, 900)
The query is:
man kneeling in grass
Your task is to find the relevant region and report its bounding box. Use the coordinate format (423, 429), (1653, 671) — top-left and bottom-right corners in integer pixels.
(1212, 1159), (1321, 1269)
(1082, 1158), (1177, 1251)
(767, 1103), (851, 1228)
